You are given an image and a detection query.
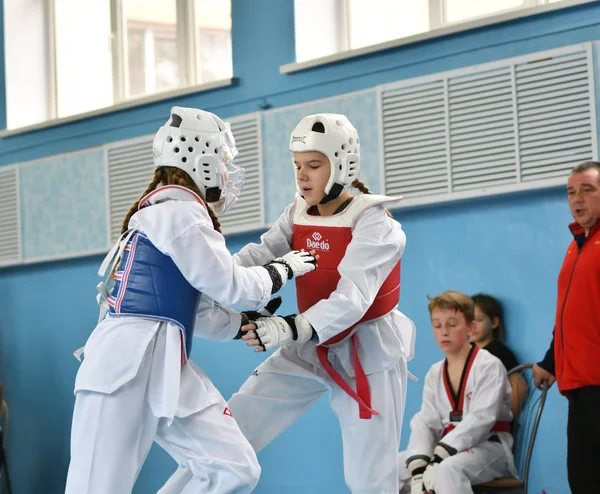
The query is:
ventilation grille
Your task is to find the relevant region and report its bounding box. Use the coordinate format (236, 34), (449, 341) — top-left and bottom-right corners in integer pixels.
(219, 113), (264, 235)
(516, 51), (594, 182)
(0, 166), (20, 265)
(381, 44), (596, 206)
(449, 66), (517, 191)
(106, 136), (155, 243)
(382, 80), (449, 198)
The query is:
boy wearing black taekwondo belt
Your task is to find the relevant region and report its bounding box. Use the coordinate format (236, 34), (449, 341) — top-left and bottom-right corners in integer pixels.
(159, 113), (416, 494)
(398, 291), (516, 494)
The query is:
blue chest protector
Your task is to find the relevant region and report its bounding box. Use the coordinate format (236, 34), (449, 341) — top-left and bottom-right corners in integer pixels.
(107, 232), (200, 360)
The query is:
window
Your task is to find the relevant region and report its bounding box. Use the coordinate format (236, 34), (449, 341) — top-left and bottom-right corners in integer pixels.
(4, 0), (53, 129)
(124, 0), (179, 98)
(194, 0), (233, 84)
(3, 0), (232, 130)
(293, 0), (576, 64)
(347, 0), (429, 51)
(443, 0), (533, 24)
(54, 0), (113, 118)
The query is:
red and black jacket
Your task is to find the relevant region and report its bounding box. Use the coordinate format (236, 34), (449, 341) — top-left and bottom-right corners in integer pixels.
(540, 220), (600, 393)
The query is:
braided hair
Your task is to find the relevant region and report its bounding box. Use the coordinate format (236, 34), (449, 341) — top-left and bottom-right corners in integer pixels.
(120, 167), (222, 234)
(351, 178), (392, 217)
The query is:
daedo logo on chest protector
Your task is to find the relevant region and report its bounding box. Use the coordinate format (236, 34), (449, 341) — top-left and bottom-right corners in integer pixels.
(306, 231), (330, 251)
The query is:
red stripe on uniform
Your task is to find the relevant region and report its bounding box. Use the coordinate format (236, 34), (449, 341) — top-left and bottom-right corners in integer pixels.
(115, 234), (139, 312)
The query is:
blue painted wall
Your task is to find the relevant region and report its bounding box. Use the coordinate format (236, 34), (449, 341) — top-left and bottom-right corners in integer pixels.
(19, 149), (108, 261)
(1, 0), (595, 492)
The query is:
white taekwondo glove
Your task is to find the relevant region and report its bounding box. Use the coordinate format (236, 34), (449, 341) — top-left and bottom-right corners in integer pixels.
(422, 443), (456, 492)
(234, 296), (283, 340)
(271, 250), (317, 279)
(407, 458), (429, 494)
(263, 250), (317, 294)
(254, 314), (314, 351)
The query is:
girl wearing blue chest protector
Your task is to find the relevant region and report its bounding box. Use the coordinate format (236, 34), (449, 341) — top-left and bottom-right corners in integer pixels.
(65, 107), (316, 494)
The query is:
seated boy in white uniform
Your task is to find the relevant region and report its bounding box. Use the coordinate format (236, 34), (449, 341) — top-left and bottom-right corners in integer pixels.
(398, 291), (516, 494)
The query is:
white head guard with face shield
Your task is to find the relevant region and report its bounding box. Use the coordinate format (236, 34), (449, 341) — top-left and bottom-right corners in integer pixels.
(152, 106), (244, 215)
(289, 113), (360, 204)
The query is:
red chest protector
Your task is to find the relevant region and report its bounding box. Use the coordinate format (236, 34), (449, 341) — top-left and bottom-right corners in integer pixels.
(294, 224), (400, 344)
(292, 194), (401, 418)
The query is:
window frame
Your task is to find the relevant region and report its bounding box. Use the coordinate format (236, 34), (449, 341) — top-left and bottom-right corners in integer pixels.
(0, 0), (234, 136)
(111, 0), (224, 104)
(283, 0), (595, 74)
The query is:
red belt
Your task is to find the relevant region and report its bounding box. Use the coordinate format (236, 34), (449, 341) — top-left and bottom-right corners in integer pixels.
(441, 420), (511, 439)
(316, 333), (379, 419)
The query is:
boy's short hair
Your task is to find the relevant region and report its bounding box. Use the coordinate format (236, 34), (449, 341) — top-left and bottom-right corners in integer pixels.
(427, 290), (475, 324)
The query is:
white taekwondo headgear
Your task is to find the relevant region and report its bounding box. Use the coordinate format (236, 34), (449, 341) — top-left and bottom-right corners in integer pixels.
(289, 113), (360, 203)
(152, 106), (244, 215)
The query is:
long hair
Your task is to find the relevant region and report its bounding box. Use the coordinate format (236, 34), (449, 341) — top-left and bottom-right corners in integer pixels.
(351, 178), (392, 217)
(471, 293), (506, 340)
(120, 167), (221, 234)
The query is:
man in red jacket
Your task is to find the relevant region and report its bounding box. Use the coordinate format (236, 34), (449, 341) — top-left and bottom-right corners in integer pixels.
(533, 160), (600, 493)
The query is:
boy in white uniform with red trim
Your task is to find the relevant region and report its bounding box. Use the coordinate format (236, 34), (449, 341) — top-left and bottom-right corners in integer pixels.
(398, 291), (516, 494)
(160, 113), (416, 494)
(65, 107), (317, 494)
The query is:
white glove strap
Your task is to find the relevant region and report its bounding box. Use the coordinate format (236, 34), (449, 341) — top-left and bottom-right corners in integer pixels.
(294, 314), (314, 344)
(433, 444), (452, 461)
(407, 458), (429, 475)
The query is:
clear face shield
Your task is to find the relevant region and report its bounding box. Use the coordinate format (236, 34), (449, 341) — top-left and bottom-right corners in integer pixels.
(211, 123), (245, 215)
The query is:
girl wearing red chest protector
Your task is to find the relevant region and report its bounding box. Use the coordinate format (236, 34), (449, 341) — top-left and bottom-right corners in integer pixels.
(160, 113), (416, 494)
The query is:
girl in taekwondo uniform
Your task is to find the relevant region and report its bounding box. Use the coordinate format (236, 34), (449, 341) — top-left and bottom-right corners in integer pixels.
(160, 113), (416, 494)
(65, 107), (316, 494)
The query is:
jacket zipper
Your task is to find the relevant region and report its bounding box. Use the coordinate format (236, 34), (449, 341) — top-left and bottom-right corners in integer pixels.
(559, 252), (580, 368)
(558, 222), (600, 377)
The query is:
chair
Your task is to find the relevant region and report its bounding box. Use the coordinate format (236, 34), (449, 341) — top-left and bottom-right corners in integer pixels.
(0, 400), (12, 494)
(473, 363), (548, 494)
